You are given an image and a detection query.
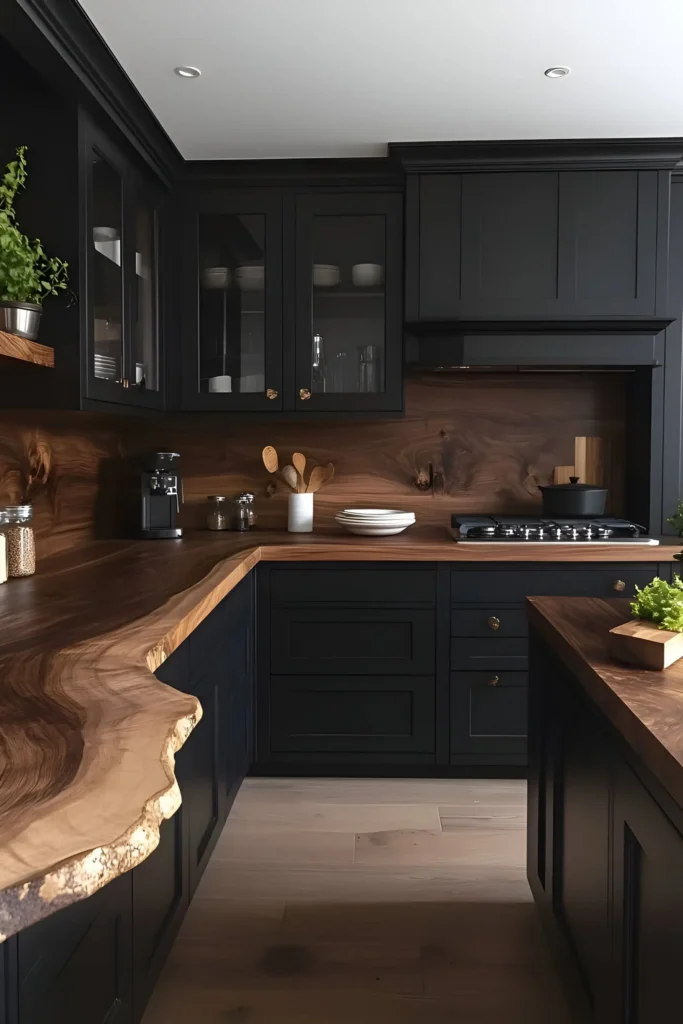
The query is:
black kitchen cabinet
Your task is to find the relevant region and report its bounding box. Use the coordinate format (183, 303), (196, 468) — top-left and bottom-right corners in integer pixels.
(450, 671), (528, 761)
(180, 187), (403, 413)
(15, 872), (133, 1024)
(407, 169), (664, 321)
(293, 192), (403, 412)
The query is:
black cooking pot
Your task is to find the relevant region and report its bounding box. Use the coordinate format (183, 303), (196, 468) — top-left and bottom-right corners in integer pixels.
(539, 477), (607, 518)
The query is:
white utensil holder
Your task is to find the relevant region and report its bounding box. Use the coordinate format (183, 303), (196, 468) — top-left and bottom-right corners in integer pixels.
(288, 492), (313, 533)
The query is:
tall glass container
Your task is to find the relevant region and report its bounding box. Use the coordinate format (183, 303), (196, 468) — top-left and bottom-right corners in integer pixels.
(3, 505), (35, 577)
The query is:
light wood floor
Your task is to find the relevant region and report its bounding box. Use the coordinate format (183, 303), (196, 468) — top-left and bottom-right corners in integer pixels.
(143, 778), (572, 1023)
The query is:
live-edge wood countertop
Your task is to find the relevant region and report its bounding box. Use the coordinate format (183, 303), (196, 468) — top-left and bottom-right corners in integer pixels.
(0, 527), (680, 941)
(528, 595), (683, 817)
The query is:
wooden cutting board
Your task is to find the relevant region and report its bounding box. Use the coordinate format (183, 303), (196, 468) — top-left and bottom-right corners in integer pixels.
(574, 436), (604, 485)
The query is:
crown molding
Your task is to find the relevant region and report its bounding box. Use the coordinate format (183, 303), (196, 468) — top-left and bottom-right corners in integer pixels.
(390, 139), (683, 173)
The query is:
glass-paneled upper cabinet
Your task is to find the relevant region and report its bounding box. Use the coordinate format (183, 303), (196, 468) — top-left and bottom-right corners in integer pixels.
(83, 113), (163, 409)
(295, 193), (403, 412)
(183, 190), (283, 410)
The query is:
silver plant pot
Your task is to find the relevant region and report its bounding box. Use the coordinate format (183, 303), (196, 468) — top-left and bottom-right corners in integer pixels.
(0, 301), (43, 341)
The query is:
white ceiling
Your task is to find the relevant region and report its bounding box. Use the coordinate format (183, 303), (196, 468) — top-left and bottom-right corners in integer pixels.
(78, 0), (683, 160)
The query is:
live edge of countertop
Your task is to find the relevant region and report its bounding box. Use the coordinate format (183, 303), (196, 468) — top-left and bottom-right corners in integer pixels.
(0, 527), (680, 942)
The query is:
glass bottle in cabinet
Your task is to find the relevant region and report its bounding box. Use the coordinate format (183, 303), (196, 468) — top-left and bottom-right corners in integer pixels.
(295, 193), (402, 412)
(132, 194), (159, 392)
(92, 151), (124, 388)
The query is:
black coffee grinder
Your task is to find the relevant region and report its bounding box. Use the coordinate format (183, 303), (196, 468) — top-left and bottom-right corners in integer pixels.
(139, 452), (184, 539)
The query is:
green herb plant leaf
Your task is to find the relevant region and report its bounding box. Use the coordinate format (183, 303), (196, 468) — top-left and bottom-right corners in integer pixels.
(631, 575), (683, 633)
(0, 146), (68, 306)
(667, 500), (683, 537)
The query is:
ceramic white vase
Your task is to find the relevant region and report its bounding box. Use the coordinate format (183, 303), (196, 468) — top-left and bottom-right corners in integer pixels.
(288, 492), (313, 533)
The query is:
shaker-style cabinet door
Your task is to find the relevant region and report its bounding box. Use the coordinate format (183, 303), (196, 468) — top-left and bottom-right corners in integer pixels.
(292, 192), (403, 412)
(180, 188), (283, 410)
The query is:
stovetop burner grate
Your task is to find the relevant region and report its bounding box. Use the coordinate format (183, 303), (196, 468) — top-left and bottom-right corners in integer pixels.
(451, 514), (658, 545)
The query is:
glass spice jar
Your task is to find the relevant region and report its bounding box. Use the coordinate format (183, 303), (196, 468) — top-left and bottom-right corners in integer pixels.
(206, 495), (229, 531)
(3, 505), (35, 577)
(0, 511), (8, 585)
(235, 492), (257, 528)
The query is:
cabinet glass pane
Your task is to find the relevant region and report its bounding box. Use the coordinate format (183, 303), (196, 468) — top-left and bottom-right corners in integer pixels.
(198, 213), (265, 394)
(92, 152), (123, 385)
(310, 215), (385, 395)
(133, 200), (158, 391)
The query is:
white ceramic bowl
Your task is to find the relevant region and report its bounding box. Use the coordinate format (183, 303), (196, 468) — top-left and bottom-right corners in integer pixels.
(93, 226), (118, 243)
(351, 263), (384, 288)
(235, 265), (265, 292)
(208, 374), (232, 393)
(202, 266), (232, 290)
(340, 508), (412, 517)
(335, 521), (413, 537)
(313, 264), (341, 288)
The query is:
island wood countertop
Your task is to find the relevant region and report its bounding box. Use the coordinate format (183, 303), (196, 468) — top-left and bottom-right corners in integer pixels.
(0, 526), (681, 940)
(527, 596), (683, 815)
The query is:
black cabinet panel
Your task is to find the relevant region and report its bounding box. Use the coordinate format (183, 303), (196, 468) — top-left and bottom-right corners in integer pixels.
(270, 566), (435, 606)
(450, 671), (527, 757)
(183, 675), (221, 894)
(17, 874), (132, 1024)
(451, 607), (528, 638)
(271, 607), (435, 675)
(451, 565), (658, 603)
(450, 637), (528, 671)
(416, 175), (461, 320)
(270, 675), (434, 753)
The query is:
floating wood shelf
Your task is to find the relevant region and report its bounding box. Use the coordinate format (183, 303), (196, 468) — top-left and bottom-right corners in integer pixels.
(0, 329), (54, 368)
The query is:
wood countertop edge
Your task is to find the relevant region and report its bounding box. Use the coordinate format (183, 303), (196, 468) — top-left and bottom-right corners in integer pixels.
(527, 598), (683, 812)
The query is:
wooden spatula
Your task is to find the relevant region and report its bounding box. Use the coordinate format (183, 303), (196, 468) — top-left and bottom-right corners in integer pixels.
(262, 446), (279, 474)
(292, 452), (306, 492)
(281, 465), (299, 491)
(307, 465), (327, 493)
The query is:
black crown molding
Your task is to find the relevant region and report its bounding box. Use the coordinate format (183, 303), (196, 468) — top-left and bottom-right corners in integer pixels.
(405, 317), (675, 335)
(182, 157), (403, 190)
(390, 139), (683, 173)
(3, 0), (183, 185)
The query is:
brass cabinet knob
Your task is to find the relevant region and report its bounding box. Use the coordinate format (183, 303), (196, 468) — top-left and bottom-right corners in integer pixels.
(613, 579), (626, 592)
(122, 378), (129, 389)
(265, 388), (278, 400)
(299, 388), (312, 401)
(488, 675), (500, 687)
(488, 616), (501, 631)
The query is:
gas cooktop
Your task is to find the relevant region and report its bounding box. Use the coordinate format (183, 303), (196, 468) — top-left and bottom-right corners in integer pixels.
(451, 515), (659, 545)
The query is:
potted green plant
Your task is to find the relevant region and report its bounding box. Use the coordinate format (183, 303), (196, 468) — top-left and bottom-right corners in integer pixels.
(609, 576), (683, 669)
(0, 145), (68, 341)
(667, 500), (683, 536)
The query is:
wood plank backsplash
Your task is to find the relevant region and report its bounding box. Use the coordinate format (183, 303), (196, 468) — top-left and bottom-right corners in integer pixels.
(131, 373), (627, 531)
(0, 373), (626, 556)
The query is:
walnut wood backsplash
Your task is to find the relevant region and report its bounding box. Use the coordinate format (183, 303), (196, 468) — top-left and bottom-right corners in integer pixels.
(131, 373), (627, 531)
(0, 374), (626, 555)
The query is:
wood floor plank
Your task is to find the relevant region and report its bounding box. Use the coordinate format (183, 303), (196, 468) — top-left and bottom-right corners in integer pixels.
(142, 778), (571, 1024)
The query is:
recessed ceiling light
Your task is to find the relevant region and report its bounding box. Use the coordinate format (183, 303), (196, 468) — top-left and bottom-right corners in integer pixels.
(544, 66), (570, 78)
(174, 66), (201, 79)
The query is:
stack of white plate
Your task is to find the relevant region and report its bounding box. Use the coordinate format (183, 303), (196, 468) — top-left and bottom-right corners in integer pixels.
(94, 354), (119, 381)
(335, 508), (416, 536)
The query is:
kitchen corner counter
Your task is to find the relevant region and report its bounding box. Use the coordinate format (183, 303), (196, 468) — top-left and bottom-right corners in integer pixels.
(0, 526), (680, 940)
(527, 596), (683, 813)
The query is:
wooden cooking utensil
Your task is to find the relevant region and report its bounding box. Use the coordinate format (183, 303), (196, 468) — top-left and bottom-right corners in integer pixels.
(324, 462), (335, 485)
(281, 465), (299, 492)
(307, 465), (326, 493)
(262, 446), (278, 474)
(292, 452), (307, 492)
(553, 465), (575, 484)
(574, 436), (604, 485)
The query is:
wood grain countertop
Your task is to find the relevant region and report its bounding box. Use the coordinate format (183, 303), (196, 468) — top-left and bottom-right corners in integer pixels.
(527, 596), (683, 815)
(0, 526), (680, 941)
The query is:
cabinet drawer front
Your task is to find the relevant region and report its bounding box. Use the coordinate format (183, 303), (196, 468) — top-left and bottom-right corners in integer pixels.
(451, 637), (528, 671)
(451, 671), (527, 756)
(270, 675), (434, 753)
(451, 607), (527, 638)
(270, 567), (435, 606)
(451, 567), (658, 604)
(271, 608), (435, 675)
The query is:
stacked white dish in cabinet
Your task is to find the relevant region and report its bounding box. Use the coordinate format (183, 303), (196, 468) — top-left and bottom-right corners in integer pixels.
(335, 509), (416, 536)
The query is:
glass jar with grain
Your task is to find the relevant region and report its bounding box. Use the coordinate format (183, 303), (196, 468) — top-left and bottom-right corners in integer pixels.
(3, 505), (36, 577)
(0, 512), (8, 585)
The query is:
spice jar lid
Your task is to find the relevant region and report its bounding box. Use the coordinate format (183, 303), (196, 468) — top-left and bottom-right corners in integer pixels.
(2, 504), (33, 522)
(208, 495), (228, 502)
(236, 492), (255, 503)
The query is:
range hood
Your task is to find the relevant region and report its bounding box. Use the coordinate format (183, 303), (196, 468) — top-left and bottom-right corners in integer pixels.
(405, 319), (672, 370)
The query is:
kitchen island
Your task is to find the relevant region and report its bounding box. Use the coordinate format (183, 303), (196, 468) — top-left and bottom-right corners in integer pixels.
(527, 596), (683, 1022)
(1, 531), (681, 1023)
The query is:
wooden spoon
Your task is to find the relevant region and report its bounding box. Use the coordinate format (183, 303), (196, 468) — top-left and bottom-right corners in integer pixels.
(292, 452), (307, 492)
(307, 465), (327, 493)
(281, 465), (299, 491)
(324, 462), (335, 485)
(262, 446), (278, 474)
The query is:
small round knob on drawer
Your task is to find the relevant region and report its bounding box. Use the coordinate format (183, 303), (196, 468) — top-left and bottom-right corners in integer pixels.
(265, 388), (278, 400)
(488, 616), (501, 631)
(613, 580), (626, 592)
(488, 675), (500, 687)
(121, 378), (129, 389)
(299, 388), (312, 401)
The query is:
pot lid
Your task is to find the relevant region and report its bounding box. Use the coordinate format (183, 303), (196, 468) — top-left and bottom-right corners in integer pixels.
(539, 479), (607, 492)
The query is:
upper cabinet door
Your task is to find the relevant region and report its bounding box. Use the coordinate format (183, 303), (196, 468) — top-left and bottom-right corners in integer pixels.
(293, 193), (403, 412)
(181, 189), (283, 411)
(410, 169), (661, 321)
